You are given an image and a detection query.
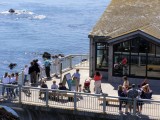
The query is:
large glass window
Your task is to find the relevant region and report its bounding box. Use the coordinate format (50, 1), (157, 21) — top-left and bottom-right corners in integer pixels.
(113, 37), (160, 79)
(113, 41), (129, 76)
(130, 38), (146, 77)
(147, 44), (160, 78)
(96, 42), (109, 70)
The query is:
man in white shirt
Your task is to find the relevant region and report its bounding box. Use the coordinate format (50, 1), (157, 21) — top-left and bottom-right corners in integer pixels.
(72, 69), (80, 91)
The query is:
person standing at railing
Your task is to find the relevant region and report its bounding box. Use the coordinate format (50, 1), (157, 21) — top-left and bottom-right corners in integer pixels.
(122, 76), (130, 90)
(33, 60), (40, 84)
(15, 72), (19, 96)
(72, 69), (80, 91)
(37, 59), (44, 81)
(53, 55), (60, 78)
(93, 71), (102, 94)
(126, 84), (138, 114)
(29, 62), (37, 85)
(10, 73), (16, 99)
(141, 84), (152, 99)
(118, 85), (127, 114)
(44, 58), (51, 80)
(23, 65), (29, 85)
(141, 77), (148, 87)
(2, 72), (10, 97)
(137, 85), (143, 115)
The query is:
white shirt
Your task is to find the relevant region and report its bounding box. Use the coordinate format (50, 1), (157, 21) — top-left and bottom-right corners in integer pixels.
(24, 67), (29, 75)
(72, 72), (80, 80)
(2, 77), (10, 84)
(51, 84), (58, 89)
(10, 77), (16, 83)
(37, 60), (43, 68)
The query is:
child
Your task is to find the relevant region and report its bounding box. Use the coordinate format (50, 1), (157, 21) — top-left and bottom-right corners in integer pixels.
(51, 81), (58, 89)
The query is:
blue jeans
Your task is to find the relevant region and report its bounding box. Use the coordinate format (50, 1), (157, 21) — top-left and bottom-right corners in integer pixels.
(24, 75), (28, 84)
(2, 86), (9, 96)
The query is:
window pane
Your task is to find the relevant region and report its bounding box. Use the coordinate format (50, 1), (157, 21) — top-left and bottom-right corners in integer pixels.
(96, 43), (108, 70)
(130, 53), (146, 77)
(130, 38), (146, 76)
(113, 41), (129, 76)
(147, 44), (160, 78)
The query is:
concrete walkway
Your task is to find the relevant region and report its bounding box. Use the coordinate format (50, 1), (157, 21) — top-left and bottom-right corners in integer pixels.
(44, 68), (160, 101)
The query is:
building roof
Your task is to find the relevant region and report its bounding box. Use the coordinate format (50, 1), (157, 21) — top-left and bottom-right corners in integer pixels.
(89, 0), (160, 40)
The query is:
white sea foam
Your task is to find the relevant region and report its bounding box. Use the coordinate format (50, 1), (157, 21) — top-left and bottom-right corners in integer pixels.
(0, 9), (45, 20)
(33, 15), (46, 20)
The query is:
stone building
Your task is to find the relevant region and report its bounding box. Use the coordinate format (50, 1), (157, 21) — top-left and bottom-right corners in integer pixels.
(88, 0), (160, 82)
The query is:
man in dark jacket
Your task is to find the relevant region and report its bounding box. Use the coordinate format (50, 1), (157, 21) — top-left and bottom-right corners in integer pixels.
(29, 62), (37, 85)
(33, 59), (40, 82)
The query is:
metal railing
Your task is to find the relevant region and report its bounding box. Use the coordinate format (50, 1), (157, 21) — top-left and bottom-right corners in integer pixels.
(0, 54), (89, 84)
(1, 54), (160, 119)
(0, 84), (160, 119)
(15, 54), (89, 85)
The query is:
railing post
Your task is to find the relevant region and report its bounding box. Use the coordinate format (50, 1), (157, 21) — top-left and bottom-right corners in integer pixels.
(133, 98), (137, 116)
(74, 92), (77, 111)
(46, 89), (49, 107)
(60, 63), (62, 82)
(19, 85), (22, 104)
(22, 70), (24, 85)
(103, 93), (107, 113)
(69, 55), (72, 69)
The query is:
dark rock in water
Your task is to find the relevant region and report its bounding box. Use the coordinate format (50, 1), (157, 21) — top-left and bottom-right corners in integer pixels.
(42, 52), (51, 59)
(8, 63), (17, 70)
(9, 8), (15, 13)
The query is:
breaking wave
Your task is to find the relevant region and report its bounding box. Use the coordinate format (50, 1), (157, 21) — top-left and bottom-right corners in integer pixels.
(0, 9), (46, 20)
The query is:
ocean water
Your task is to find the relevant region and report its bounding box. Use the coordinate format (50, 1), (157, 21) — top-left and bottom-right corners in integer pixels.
(0, 0), (110, 76)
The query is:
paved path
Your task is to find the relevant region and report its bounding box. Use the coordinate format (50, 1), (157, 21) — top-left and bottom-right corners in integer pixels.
(45, 68), (160, 101)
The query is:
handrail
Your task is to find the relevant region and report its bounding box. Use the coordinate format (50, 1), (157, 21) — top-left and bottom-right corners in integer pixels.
(0, 54), (89, 86)
(0, 84), (160, 119)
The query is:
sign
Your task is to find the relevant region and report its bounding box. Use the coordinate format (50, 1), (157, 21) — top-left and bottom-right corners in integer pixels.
(62, 73), (72, 90)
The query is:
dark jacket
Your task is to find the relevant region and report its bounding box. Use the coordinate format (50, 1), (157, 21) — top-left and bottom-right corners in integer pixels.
(59, 86), (67, 90)
(41, 83), (48, 88)
(29, 65), (36, 74)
